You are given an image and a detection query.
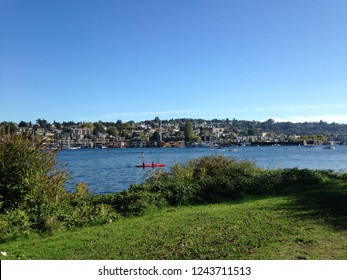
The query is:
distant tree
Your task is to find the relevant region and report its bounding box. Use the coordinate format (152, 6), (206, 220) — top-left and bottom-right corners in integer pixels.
(151, 131), (161, 142)
(93, 121), (106, 135)
(124, 121), (136, 129)
(106, 126), (119, 137)
(200, 129), (208, 142)
(62, 121), (77, 127)
(247, 129), (255, 136)
(36, 119), (47, 128)
(36, 119), (53, 131)
(0, 122), (18, 134)
(116, 120), (123, 130)
(53, 121), (62, 129)
(18, 121), (28, 128)
(154, 116), (161, 126)
(83, 122), (94, 130)
(184, 121), (199, 142)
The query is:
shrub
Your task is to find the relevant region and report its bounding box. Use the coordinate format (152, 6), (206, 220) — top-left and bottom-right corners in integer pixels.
(0, 128), (121, 240)
(0, 209), (31, 242)
(280, 168), (324, 188)
(27, 199), (120, 233)
(146, 166), (200, 206)
(0, 128), (69, 211)
(187, 155), (265, 200)
(142, 155), (331, 203)
(106, 184), (167, 216)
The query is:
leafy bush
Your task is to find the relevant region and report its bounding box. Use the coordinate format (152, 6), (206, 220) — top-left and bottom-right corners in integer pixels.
(0, 209), (31, 242)
(146, 165), (200, 206)
(0, 129), (69, 211)
(0, 128), (120, 241)
(186, 155), (265, 200)
(280, 168), (325, 187)
(142, 155), (330, 202)
(107, 184), (167, 216)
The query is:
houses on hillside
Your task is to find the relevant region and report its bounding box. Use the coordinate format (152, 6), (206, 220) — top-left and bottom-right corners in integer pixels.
(13, 121), (347, 148)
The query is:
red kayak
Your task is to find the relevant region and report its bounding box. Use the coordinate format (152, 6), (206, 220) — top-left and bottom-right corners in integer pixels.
(136, 163), (166, 168)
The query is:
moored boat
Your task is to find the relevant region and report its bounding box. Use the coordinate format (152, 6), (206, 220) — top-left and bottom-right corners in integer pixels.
(324, 142), (335, 149)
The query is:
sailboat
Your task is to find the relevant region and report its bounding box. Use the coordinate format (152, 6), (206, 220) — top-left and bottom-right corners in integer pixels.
(135, 150), (166, 168)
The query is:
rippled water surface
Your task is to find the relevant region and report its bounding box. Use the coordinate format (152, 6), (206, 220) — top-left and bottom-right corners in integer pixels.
(57, 146), (347, 194)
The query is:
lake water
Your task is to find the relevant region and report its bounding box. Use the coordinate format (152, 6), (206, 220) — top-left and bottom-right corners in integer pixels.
(57, 146), (347, 194)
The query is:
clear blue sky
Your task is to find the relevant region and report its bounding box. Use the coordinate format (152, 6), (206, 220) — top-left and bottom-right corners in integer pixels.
(1, 0), (346, 124)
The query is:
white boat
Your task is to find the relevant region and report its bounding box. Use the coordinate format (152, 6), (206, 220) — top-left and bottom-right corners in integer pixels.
(62, 138), (81, 149)
(324, 142), (335, 149)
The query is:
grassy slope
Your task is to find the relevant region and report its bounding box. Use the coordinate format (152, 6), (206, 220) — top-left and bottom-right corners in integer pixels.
(1, 180), (347, 260)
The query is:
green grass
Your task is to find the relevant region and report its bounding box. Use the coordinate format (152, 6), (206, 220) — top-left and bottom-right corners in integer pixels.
(1, 180), (346, 260)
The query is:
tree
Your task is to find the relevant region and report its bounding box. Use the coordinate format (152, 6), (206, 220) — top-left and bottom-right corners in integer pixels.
(200, 129), (208, 142)
(53, 121), (62, 129)
(247, 129), (255, 136)
(124, 121), (136, 129)
(154, 116), (161, 127)
(18, 121), (28, 128)
(116, 120), (123, 130)
(93, 121), (106, 135)
(106, 126), (119, 137)
(151, 131), (161, 142)
(83, 122), (94, 130)
(0, 122), (18, 134)
(184, 121), (199, 142)
(36, 119), (52, 130)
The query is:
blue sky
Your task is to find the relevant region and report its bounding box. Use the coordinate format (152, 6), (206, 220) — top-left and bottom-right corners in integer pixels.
(1, 0), (346, 124)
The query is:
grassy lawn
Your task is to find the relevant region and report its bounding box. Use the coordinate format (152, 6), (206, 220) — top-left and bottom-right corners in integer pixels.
(1, 180), (346, 260)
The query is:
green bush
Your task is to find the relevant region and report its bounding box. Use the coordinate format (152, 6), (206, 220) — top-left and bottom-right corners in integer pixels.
(0, 129), (69, 211)
(280, 168), (324, 187)
(0, 128), (120, 241)
(108, 185), (167, 216)
(0, 209), (31, 242)
(142, 155), (331, 202)
(146, 166), (200, 206)
(187, 155), (265, 200)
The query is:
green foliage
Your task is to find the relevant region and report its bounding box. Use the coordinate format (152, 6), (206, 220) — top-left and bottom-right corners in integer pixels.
(145, 165), (200, 206)
(73, 182), (90, 199)
(184, 121), (199, 143)
(150, 131), (161, 142)
(105, 184), (167, 216)
(0, 209), (31, 242)
(280, 168), (325, 187)
(187, 155), (262, 200)
(0, 129), (120, 242)
(142, 155), (331, 203)
(106, 126), (119, 137)
(0, 128), (69, 211)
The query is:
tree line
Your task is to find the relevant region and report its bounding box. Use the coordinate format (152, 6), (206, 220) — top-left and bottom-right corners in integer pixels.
(1, 117), (347, 137)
